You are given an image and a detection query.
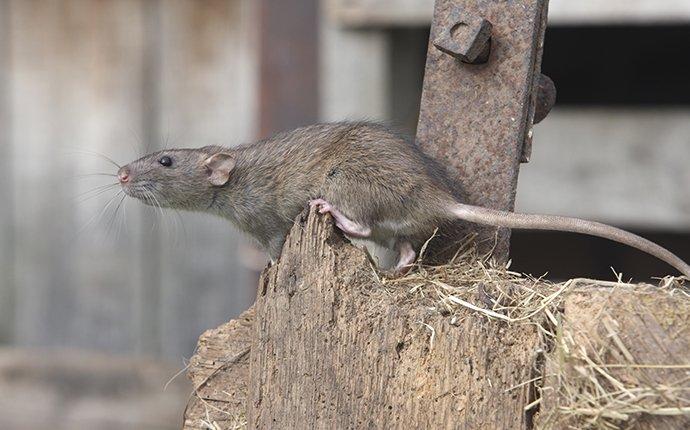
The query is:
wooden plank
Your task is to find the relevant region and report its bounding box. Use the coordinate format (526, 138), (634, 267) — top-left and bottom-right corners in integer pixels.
(0, 0), (15, 344)
(9, 0), (84, 347)
(156, 0), (258, 359)
(132, 0), (163, 356)
(328, 0), (434, 27)
(9, 0), (149, 351)
(548, 0), (690, 24)
(3, 0), (261, 357)
(517, 108), (690, 230)
(330, 0), (690, 26)
(4, 0), (260, 358)
(320, 2), (390, 121)
(536, 286), (690, 429)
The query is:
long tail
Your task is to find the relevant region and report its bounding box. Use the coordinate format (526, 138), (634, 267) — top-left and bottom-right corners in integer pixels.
(451, 202), (690, 278)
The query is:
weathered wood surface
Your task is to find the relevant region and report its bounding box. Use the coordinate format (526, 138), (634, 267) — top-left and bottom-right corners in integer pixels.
(247, 209), (540, 429)
(320, 1), (391, 122)
(184, 208), (689, 429)
(536, 287), (690, 430)
(517, 109), (690, 230)
(184, 306), (254, 430)
(0, 0), (256, 358)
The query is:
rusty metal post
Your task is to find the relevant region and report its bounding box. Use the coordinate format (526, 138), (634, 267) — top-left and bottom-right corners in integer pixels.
(416, 0), (552, 260)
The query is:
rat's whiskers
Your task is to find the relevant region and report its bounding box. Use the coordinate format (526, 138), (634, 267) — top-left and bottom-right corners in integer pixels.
(77, 189), (125, 236)
(105, 193), (127, 237)
(73, 172), (118, 179)
(69, 149), (122, 169)
(76, 183), (120, 203)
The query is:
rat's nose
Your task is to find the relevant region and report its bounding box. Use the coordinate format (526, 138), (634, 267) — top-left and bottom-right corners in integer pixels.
(118, 167), (131, 184)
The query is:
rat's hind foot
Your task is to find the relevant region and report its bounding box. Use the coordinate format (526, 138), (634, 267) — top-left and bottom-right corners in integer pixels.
(309, 198), (371, 238)
(394, 241), (417, 275)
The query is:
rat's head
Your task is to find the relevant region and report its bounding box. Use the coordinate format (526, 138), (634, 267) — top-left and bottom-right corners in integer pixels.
(117, 146), (235, 210)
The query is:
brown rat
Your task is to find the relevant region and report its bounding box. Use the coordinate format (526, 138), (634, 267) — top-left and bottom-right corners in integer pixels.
(117, 122), (690, 277)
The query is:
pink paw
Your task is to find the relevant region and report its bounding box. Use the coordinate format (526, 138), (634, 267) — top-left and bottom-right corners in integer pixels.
(309, 198), (333, 215)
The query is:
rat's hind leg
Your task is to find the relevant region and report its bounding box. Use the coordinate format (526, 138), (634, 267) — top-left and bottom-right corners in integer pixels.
(309, 199), (372, 238)
(394, 241), (417, 274)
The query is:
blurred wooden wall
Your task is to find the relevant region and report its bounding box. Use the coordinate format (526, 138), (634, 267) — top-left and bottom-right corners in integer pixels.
(0, 0), (258, 359)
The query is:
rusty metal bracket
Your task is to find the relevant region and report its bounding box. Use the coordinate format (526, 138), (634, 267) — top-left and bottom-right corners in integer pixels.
(416, 0), (552, 260)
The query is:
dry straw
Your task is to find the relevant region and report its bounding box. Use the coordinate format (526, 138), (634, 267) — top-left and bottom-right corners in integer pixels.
(381, 235), (689, 429)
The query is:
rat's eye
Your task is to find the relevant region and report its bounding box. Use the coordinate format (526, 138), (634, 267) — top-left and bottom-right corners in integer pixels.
(158, 156), (173, 167)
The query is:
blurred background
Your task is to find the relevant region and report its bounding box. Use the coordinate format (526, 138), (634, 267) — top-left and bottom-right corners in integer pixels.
(0, 0), (688, 428)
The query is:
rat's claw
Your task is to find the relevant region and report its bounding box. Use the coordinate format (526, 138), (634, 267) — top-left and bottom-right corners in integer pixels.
(309, 198), (332, 214)
(309, 198), (326, 207)
(309, 198), (326, 209)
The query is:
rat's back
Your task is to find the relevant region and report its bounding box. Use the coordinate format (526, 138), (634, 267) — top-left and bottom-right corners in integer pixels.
(225, 121), (458, 255)
(238, 121), (452, 191)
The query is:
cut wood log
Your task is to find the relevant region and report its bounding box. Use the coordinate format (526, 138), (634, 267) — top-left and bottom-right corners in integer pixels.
(184, 208), (689, 429)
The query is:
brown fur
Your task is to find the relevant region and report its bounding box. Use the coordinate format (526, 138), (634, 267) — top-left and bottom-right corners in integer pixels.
(120, 122), (456, 258)
(118, 122), (690, 277)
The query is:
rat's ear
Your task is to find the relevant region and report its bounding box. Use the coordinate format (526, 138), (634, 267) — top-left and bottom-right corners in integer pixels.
(204, 152), (236, 186)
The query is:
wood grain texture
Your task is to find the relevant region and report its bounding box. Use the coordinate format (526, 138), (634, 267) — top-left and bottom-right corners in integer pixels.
(183, 306), (254, 430)
(185, 208), (689, 429)
(536, 287), (690, 429)
(248, 208), (539, 428)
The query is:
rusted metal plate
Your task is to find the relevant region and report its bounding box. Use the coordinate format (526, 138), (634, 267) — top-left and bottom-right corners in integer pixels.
(416, 0), (549, 260)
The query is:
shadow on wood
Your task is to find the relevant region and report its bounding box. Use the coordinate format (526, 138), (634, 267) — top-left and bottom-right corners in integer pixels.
(184, 207), (689, 429)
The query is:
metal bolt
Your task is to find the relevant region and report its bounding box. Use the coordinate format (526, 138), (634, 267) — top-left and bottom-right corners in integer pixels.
(433, 9), (492, 64)
(534, 74), (556, 124)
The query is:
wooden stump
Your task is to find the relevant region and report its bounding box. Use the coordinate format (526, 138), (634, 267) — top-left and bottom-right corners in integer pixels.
(184, 208), (689, 429)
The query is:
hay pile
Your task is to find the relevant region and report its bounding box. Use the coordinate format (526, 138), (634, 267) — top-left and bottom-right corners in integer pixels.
(381, 240), (689, 430)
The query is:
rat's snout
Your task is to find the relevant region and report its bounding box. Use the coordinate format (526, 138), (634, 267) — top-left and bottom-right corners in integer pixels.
(118, 166), (131, 184)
